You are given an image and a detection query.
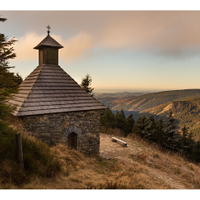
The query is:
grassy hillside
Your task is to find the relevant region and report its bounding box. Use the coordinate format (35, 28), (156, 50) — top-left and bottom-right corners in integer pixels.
(0, 125), (61, 186)
(141, 98), (200, 140)
(2, 128), (200, 189)
(97, 89), (200, 111)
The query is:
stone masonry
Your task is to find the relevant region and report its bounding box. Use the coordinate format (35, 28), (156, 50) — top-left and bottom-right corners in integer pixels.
(21, 110), (101, 155)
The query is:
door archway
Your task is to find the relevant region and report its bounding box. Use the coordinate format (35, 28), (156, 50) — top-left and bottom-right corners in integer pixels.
(67, 132), (77, 150)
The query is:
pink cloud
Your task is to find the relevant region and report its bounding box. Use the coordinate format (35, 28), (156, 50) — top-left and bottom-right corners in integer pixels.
(98, 11), (200, 52)
(61, 31), (94, 63)
(14, 11), (200, 59)
(14, 32), (44, 60)
(14, 31), (94, 63)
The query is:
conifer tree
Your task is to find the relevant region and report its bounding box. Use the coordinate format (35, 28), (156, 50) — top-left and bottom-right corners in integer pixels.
(125, 113), (135, 136)
(133, 115), (150, 138)
(0, 17), (22, 94)
(0, 16), (22, 121)
(114, 110), (119, 128)
(0, 16), (22, 166)
(178, 126), (195, 160)
(80, 74), (94, 96)
(100, 107), (115, 129)
(147, 115), (157, 142)
(115, 109), (126, 131)
(0, 17), (17, 69)
(162, 111), (180, 151)
(179, 126), (189, 149)
(155, 118), (165, 143)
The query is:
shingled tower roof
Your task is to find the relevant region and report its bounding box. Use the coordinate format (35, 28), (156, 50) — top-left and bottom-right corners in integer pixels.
(33, 34), (63, 49)
(10, 28), (106, 116)
(34, 25), (63, 49)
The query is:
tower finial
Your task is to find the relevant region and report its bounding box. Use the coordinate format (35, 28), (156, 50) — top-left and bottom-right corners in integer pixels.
(46, 25), (51, 35)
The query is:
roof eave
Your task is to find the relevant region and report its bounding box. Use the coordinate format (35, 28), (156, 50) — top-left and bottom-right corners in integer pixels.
(16, 107), (106, 117)
(33, 45), (64, 49)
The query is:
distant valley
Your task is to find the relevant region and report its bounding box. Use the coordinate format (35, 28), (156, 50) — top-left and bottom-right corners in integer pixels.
(96, 89), (200, 111)
(97, 89), (200, 139)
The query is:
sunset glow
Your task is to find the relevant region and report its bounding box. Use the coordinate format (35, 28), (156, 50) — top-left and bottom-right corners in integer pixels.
(2, 10), (200, 92)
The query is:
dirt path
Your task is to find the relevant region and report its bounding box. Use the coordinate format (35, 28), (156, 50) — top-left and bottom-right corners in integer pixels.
(100, 133), (143, 162)
(100, 133), (186, 189)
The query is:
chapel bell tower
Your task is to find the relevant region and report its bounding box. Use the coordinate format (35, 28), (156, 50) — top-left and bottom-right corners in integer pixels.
(33, 25), (63, 65)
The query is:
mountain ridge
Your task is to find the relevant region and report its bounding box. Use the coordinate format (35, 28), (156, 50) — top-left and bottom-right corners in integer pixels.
(97, 89), (200, 111)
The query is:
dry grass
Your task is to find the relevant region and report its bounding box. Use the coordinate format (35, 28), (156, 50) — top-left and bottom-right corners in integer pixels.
(0, 143), (187, 189)
(0, 142), (169, 189)
(100, 126), (125, 137)
(128, 145), (200, 189)
(1, 139), (200, 189)
(2, 119), (200, 189)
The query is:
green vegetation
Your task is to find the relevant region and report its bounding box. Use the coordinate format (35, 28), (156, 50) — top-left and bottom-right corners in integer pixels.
(100, 107), (134, 136)
(126, 113), (135, 135)
(80, 74), (94, 96)
(0, 16), (23, 121)
(0, 16), (22, 134)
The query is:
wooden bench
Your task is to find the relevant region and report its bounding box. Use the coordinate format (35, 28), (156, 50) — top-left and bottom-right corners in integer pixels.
(112, 137), (127, 147)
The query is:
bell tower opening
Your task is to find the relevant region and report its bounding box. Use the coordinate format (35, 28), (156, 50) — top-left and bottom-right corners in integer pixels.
(67, 132), (77, 150)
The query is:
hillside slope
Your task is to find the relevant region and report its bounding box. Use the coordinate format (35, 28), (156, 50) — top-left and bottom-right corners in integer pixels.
(141, 98), (200, 140)
(100, 133), (200, 189)
(2, 132), (200, 189)
(97, 89), (200, 112)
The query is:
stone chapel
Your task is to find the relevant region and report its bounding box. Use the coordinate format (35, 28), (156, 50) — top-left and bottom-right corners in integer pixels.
(9, 27), (106, 155)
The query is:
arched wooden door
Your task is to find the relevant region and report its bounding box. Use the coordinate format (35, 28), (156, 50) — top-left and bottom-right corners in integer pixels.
(67, 132), (77, 150)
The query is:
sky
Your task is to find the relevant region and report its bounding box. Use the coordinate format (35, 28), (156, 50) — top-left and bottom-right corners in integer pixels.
(2, 8), (200, 93)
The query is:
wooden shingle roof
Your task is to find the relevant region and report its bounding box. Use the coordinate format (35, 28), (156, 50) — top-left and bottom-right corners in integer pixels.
(34, 35), (63, 49)
(9, 64), (106, 116)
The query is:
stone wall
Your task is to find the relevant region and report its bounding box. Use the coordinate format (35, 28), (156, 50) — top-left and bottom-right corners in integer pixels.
(21, 110), (101, 155)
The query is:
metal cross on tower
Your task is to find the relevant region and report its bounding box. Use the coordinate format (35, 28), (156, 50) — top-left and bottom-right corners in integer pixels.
(46, 25), (51, 35)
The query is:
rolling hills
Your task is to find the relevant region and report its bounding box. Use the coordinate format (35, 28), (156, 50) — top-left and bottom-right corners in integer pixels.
(141, 98), (200, 140)
(95, 91), (149, 99)
(97, 89), (200, 112)
(97, 89), (200, 139)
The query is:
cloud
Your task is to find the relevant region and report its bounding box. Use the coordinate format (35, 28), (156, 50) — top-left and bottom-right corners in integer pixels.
(14, 31), (94, 63)
(13, 11), (200, 59)
(14, 32), (44, 61)
(98, 11), (200, 54)
(60, 31), (94, 63)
